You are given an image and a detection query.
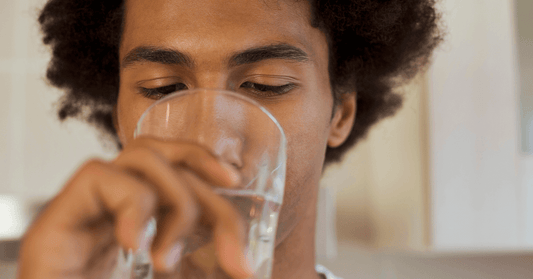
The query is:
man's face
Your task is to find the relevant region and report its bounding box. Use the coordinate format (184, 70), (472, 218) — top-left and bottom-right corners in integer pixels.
(116, 0), (334, 243)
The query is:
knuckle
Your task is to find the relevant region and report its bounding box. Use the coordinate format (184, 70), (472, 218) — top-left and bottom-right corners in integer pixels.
(183, 202), (200, 224)
(124, 146), (152, 159)
(172, 195), (199, 225)
(118, 146), (163, 167)
(131, 146), (158, 161)
(77, 158), (107, 180)
(138, 137), (175, 154)
(184, 143), (212, 160)
(84, 158), (106, 171)
(179, 209), (198, 230)
(134, 187), (157, 213)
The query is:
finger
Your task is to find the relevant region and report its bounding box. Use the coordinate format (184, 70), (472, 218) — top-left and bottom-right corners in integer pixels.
(74, 161), (158, 251)
(17, 159), (159, 279)
(129, 137), (241, 187)
(39, 159), (158, 252)
(122, 138), (249, 276)
(179, 171), (253, 279)
(113, 147), (200, 259)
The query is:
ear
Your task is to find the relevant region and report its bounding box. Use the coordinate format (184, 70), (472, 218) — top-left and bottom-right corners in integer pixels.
(327, 92), (356, 148)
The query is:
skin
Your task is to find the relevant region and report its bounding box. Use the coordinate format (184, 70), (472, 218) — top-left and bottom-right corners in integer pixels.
(17, 0), (356, 278)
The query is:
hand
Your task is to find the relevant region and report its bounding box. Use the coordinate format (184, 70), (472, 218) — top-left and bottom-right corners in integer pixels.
(17, 137), (252, 279)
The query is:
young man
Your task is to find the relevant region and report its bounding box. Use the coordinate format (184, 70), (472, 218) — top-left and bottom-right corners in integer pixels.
(18, 0), (441, 278)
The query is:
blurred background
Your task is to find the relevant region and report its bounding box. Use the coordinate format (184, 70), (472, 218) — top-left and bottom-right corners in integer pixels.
(1, 0), (533, 278)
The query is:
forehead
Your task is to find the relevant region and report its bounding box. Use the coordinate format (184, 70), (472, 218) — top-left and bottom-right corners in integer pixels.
(121, 0), (320, 60)
(125, 0), (308, 25)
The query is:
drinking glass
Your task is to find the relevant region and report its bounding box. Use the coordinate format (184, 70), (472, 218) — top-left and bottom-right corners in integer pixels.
(116, 88), (287, 279)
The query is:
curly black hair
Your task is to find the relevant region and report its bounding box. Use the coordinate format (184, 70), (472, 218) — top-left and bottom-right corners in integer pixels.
(38, 0), (442, 168)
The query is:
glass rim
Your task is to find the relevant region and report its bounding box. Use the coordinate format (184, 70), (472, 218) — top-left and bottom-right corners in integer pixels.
(134, 88), (287, 146)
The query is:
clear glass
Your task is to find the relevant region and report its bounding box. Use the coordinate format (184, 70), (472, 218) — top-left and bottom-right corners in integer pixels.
(115, 88), (286, 279)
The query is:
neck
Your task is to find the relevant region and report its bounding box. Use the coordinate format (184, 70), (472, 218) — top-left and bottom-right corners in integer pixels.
(271, 187), (321, 279)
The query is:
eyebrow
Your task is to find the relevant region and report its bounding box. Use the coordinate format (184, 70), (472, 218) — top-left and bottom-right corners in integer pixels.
(121, 43), (309, 69)
(228, 43), (309, 66)
(122, 46), (194, 68)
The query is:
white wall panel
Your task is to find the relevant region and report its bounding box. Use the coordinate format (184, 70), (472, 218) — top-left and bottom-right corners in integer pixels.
(23, 73), (116, 197)
(0, 74), (12, 192)
(429, 0), (522, 249)
(0, 0), (114, 198)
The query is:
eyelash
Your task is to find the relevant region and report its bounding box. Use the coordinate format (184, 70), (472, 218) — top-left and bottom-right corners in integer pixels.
(140, 83), (188, 99)
(240, 81), (296, 97)
(140, 82), (296, 99)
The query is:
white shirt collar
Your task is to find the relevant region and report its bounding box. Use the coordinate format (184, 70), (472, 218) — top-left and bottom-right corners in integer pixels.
(316, 264), (343, 279)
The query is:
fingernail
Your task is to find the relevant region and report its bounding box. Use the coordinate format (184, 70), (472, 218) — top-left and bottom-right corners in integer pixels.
(137, 221), (155, 252)
(137, 228), (150, 252)
(123, 248), (133, 262)
(165, 242), (183, 270)
(125, 248), (133, 266)
(243, 246), (254, 276)
(221, 162), (241, 186)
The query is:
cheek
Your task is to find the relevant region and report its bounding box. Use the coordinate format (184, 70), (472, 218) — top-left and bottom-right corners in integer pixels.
(275, 91), (332, 230)
(284, 99), (330, 193)
(285, 79), (333, 187)
(116, 89), (153, 145)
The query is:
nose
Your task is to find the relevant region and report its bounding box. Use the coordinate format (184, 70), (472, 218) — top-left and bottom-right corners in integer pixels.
(182, 90), (244, 169)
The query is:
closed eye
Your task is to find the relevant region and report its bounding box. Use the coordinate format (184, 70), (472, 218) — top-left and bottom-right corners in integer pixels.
(240, 81), (296, 97)
(140, 83), (188, 99)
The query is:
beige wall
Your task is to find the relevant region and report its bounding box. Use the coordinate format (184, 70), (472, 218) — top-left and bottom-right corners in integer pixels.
(320, 74), (430, 251)
(517, 0), (533, 152)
